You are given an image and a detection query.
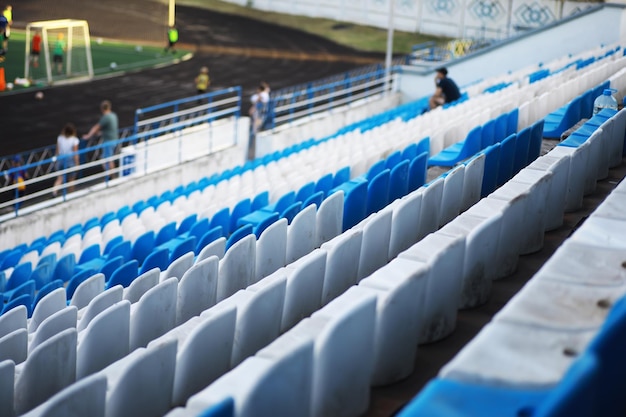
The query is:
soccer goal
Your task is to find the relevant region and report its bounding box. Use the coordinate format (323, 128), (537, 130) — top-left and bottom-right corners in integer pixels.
(24, 19), (94, 84)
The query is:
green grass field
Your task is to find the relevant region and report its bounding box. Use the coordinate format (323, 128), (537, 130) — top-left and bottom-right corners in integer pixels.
(0, 31), (189, 92)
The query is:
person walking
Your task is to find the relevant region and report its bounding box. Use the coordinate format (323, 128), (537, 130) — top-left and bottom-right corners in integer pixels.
(53, 123), (80, 196)
(83, 100), (119, 178)
(429, 67), (461, 110)
(165, 25), (178, 53)
(195, 66), (210, 99)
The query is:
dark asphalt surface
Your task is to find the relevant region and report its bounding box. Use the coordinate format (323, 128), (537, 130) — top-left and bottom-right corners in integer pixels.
(0, 1), (382, 156)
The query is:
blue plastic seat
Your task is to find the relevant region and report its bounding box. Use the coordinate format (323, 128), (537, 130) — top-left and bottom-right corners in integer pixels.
(187, 218), (210, 242)
(100, 211), (117, 227)
(210, 208), (230, 237)
(99, 256), (124, 282)
(83, 217), (101, 233)
(196, 226), (224, 254)
(494, 113), (509, 143)
(333, 166), (351, 187)
(132, 200), (149, 215)
(8, 280), (36, 303)
(32, 279), (64, 310)
(170, 236), (196, 263)
(251, 191), (270, 211)
(366, 160), (386, 180)
(366, 169), (390, 216)
(79, 244), (101, 265)
(116, 205), (133, 221)
(280, 202), (302, 225)
(408, 152), (429, 193)
(226, 224), (254, 250)
(66, 224), (83, 239)
(507, 108), (519, 136)
(3, 262), (33, 301)
(389, 159), (410, 202)
(543, 95), (582, 139)
(29, 236), (48, 251)
(428, 126), (482, 167)
(132, 231), (156, 266)
(36, 253), (56, 269)
(0, 248), (25, 270)
(401, 143), (418, 162)
(106, 260), (139, 289)
(481, 143), (501, 197)
(580, 89), (594, 119)
(333, 178), (368, 231)
(177, 214), (198, 236)
(497, 134), (516, 186)
(254, 213), (280, 238)
(30, 262), (55, 290)
(315, 173), (334, 196)
(302, 191), (324, 209)
(139, 248), (170, 274)
(52, 253), (76, 283)
(513, 126), (531, 175)
(107, 240), (132, 264)
(66, 269), (96, 301)
(2, 293), (33, 317)
(229, 199), (251, 235)
(155, 222), (177, 246)
(528, 119), (545, 164)
(103, 236), (123, 256)
(269, 191), (296, 214)
(385, 150), (402, 170)
(197, 397), (234, 417)
(416, 137), (430, 157)
(296, 182), (316, 203)
(481, 119), (497, 149)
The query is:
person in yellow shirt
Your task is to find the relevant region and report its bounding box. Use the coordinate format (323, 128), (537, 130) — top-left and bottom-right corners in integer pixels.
(195, 66), (210, 95)
(2, 5), (11, 51)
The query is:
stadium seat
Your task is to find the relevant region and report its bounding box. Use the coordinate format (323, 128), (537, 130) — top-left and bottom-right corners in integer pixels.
(210, 208), (231, 238)
(296, 181), (316, 203)
(217, 234), (256, 302)
(177, 256), (219, 325)
(389, 159), (410, 202)
(428, 126), (482, 167)
(543, 95), (582, 139)
(480, 143), (501, 197)
(496, 134), (517, 186)
(461, 153), (485, 212)
(129, 278), (178, 350)
(156, 222), (178, 246)
(29, 287), (68, 334)
(2, 293), (33, 318)
(480, 118), (497, 149)
(32, 280), (64, 311)
(439, 165), (465, 227)
(314, 173), (334, 197)
(131, 231), (156, 266)
(3, 262), (34, 301)
(196, 226), (224, 255)
(333, 178), (367, 231)
(255, 218), (287, 282)
(99, 256), (124, 282)
(302, 191), (324, 210)
(229, 199), (251, 235)
(52, 253), (76, 283)
(320, 229), (363, 306)
(170, 237), (197, 264)
(366, 169), (391, 216)
(106, 260), (139, 289)
(29, 306), (77, 355)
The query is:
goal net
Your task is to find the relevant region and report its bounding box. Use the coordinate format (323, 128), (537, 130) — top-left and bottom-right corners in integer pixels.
(24, 19), (94, 84)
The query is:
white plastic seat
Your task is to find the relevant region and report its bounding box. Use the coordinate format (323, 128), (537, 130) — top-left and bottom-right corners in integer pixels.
(70, 273), (106, 311)
(0, 328), (27, 364)
(285, 205), (316, 264)
(229, 275), (286, 367)
(217, 234), (256, 302)
(195, 237), (226, 264)
(439, 165), (465, 227)
(461, 153), (485, 212)
(256, 218), (288, 283)
(570, 216), (626, 249)
(29, 288), (67, 334)
(129, 278), (178, 350)
(387, 190), (422, 260)
(20, 250), (40, 270)
(124, 268), (160, 304)
(162, 251), (194, 282)
(29, 306), (77, 354)
(359, 257), (429, 386)
(77, 285), (123, 332)
(177, 256), (219, 326)
(77, 299), (130, 379)
(527, 153), (571, 231)
(417, 177), (444, 241)
(439, 213), (501, 309)
(355, 210), (392, 281)
(320, 229), (363, 306)
(398, 232), (466, 343)
(102, 340), (177, 417)
(0, 360), (14, 417)
(20, 374), (107, 417)
(14, 328), (77, 415)
(41, 241), (62, 259)
(315, 190), (344, 247)
(0, 305), (27, 339)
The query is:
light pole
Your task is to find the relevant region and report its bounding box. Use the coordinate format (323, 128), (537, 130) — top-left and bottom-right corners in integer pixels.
(169, 0), (176, 27)
(384, 0), (395, 95)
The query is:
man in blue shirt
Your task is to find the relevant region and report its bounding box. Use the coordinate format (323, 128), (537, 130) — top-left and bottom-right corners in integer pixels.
(429, 67), (461, 110)
(83, 100), (119, 177)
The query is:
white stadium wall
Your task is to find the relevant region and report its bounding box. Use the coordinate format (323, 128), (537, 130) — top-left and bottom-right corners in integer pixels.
(233, 0), (599, 39)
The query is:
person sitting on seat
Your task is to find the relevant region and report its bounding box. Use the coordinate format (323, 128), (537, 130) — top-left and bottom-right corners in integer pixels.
(429, 67), (461, 110)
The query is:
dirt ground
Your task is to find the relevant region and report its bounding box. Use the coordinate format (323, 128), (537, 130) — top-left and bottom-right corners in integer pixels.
(0, 1), (382, 156)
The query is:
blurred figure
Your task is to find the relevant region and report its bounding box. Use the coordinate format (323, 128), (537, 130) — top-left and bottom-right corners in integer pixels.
(7, 155), (27, 209)
(165, 25), (178, 53)
(83, 100), (119, 177)
(429, 67), (461, 110)
(52, 32), (66, 74)
(195, 66), (210, 95)
(30, 30), (42, 68)
(53, 123), (80, 196)
(2, 5), (11, 51)
(248, 85), (268, 160)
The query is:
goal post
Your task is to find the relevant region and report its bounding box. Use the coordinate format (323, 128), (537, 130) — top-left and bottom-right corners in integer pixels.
(24, 19), (94, 84)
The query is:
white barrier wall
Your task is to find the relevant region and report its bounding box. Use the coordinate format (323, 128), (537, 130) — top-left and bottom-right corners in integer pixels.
(397, 5), (626, 102)
(229, 0), (598, 39)
(0, 118), (249, 251)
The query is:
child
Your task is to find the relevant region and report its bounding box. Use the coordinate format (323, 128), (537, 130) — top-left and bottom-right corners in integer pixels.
(30, 30), (42, 68)
(195, 66), (210, 95)
(7, 156), (27, 209)
(53, 123), (80, 196)
(52, 32), (66, 74)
